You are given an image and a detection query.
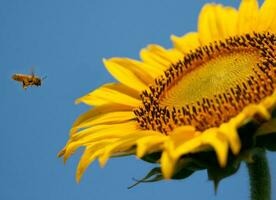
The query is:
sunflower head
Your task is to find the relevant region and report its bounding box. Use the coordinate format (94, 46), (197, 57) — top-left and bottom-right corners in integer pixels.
(59, 0), (276, 187)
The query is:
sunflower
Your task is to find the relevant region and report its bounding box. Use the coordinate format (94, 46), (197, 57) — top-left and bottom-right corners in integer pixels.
(59, 0), (276, 187)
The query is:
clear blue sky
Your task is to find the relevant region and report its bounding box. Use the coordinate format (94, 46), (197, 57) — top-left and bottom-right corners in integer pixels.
(1, 0), (275, 200)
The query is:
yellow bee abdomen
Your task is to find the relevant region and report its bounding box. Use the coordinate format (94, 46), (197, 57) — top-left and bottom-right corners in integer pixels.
(12, 74), (30, 82)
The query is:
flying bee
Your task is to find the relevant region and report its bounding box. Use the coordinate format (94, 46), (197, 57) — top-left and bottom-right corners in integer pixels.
(12, 70), (46, 90)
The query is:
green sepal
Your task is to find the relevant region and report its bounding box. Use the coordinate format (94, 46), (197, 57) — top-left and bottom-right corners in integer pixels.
(255, 118), (276, 151)
(207, 161), (240, 193)
(256, 118), (276, 136)
(172, 167), (194, 180)
(175, 156), (209, 172)
(141, 152), (161, 163)
(256, 133), (276, 151)
(271, 108), (276, 118)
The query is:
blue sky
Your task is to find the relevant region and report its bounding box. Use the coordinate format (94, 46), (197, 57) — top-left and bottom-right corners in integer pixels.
(1, 0), (275, 200)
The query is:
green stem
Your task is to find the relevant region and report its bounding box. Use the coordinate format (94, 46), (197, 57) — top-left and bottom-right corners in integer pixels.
(246, 149), (271, 200)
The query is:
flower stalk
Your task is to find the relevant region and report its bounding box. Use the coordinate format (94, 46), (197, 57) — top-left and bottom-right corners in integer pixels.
(247, 149), (271, 200)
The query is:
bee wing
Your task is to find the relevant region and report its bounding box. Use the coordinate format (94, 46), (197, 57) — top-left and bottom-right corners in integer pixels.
(30, 67), (35, 77)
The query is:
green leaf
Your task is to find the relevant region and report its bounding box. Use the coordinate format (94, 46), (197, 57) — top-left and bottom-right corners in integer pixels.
(128, 167), (163, 189)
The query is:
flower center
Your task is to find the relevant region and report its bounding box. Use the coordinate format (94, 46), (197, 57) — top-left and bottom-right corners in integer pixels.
(134, 32), (276, 134)
(160, 50), (259, 107)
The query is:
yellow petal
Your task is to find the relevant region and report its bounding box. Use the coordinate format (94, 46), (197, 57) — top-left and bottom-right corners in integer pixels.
(98, 134), (145, 167)
(198, 4), (236, 44)
(145, 45), (183, 63)
(76, 83), (141, 107)
(103, 58), (148, 91)
(257, 0), (276, 33)
(200, 129), (228, 167)
(216, 6), (238, 37)
(161, 150), (176, 179)
(219, 123), (241, 155)
(71, 103), (133, 134)
(76, 140), (114, 182)
(172, 129), (228, 167)
(71, 121), (138, 141)
(169, 126), (198, 146)
(243, 104), (271, 122)
(140, 45), (180, 71)
(173, 137), (202, 159)
(138, 62), (167, 78)
(106, 58), (156, 84)
(74, 111), (135, 131)
(62, 121), (139, 162)
(63, 140), (83, 163)
(171, 32), (200, 53)
(136, 133), (166, 158)
(237, 0), (259, 34)
(271, 15), (276, 33)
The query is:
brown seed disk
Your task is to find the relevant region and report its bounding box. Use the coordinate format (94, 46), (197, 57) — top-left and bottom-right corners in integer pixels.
(134, 32), (276, 134)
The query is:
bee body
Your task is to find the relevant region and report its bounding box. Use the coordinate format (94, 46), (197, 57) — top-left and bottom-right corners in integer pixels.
(12, 72), (44, 90)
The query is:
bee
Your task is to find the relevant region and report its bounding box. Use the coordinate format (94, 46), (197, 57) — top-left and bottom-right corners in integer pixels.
(12, 70), (46, 90)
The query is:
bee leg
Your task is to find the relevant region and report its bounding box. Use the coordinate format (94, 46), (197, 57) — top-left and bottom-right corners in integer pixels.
(22, 82), (27, 90)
